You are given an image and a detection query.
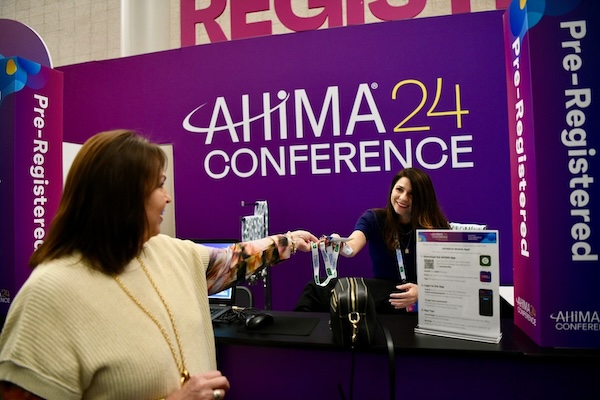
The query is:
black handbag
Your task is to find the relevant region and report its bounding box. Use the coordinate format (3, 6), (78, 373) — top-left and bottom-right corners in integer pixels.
(330, 277), (378, 347)
(330, 277), (396, 400)
(295, 278), (403, 314)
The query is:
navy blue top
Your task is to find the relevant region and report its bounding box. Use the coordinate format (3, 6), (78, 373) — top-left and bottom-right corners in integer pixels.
(354, 209), (417, 282)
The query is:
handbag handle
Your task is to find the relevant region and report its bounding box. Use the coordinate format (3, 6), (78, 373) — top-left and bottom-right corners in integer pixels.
(382, 324), (395, 400)
(339, 319), (396, 400)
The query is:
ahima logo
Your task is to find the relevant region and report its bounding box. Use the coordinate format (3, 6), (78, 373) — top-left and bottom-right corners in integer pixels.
(550, 311), (600, 323)
(182, 83), (386, 144)
(516, 296), (537, 326)
(550, 310), (600, 332)
(181, 82), (475, 179)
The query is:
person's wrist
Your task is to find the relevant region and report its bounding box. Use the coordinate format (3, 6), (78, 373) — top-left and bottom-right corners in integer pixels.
(286, 231), (297, 255)
(268, 236), (278, 249)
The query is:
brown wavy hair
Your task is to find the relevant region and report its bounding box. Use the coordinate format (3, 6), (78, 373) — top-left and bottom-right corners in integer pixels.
(377, 168), (449, 251)
(29, 130), (167, 274)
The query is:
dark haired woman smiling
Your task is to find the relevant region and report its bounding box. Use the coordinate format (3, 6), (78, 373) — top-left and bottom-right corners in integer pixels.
(295, 167), (449, 314)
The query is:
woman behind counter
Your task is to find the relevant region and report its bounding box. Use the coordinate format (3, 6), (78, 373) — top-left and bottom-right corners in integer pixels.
(0, 129), (317, 400)
(295, 167), (449, 313)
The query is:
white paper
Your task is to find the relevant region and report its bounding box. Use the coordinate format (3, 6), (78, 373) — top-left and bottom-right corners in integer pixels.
(415, 229), (502, 343)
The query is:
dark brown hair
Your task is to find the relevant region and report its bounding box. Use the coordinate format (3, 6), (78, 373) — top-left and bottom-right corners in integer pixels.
(30, 130), (167, 274)
(378, 168), (449, 250)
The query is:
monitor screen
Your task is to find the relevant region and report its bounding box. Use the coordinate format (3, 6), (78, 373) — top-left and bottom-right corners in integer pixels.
(208, 289), (233, 301)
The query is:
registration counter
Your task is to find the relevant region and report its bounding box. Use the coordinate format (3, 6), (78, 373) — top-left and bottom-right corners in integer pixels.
(214, 311), (599, 399)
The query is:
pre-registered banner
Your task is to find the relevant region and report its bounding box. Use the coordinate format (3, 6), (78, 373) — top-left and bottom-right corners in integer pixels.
(504, 0), (599, 348)
(0, 57), (63, 315)
(58, 11), (511, 311)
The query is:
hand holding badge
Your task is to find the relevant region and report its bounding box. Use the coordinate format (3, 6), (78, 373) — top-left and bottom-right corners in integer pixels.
(311, 234), (353, 286)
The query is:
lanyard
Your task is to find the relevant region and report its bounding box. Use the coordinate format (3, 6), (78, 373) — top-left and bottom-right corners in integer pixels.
(395, 248), (407, 283)
(311, 241), (340, 286)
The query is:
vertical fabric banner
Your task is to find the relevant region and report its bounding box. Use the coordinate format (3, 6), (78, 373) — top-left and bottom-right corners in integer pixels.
(504, 0), (599, 348)
(0, 57), (63, 315)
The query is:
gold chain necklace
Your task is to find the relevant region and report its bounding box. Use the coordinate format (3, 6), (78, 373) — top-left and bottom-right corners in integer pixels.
(394, 230), (413, 254)
(114, 256), (190, 386)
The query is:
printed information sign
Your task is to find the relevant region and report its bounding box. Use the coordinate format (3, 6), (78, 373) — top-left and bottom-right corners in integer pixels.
(415, 230), (502, 343)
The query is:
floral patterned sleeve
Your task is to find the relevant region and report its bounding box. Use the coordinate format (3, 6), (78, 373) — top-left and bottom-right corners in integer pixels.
(205, 234), (294, 294)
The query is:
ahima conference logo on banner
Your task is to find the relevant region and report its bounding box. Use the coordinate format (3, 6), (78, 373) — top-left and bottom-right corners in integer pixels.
(182, 79), (476, 179)
(550, 309), (600, 332)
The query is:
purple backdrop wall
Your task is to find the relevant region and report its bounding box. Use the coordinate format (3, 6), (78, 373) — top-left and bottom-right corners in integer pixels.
(58, 11), (511, 311)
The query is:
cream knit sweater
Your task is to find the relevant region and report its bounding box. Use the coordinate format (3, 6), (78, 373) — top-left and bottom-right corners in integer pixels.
(0, 234), (218, 399)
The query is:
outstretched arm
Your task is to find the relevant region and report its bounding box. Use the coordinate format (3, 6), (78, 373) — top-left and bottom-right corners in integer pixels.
(335, 230), (367, 258)
(205, 230), (317, 294)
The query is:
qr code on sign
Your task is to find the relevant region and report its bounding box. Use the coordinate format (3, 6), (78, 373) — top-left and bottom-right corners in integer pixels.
(424, 258), (434, 270)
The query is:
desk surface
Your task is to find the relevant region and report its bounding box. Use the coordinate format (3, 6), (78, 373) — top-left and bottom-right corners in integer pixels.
(213, 310), (599, 359)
